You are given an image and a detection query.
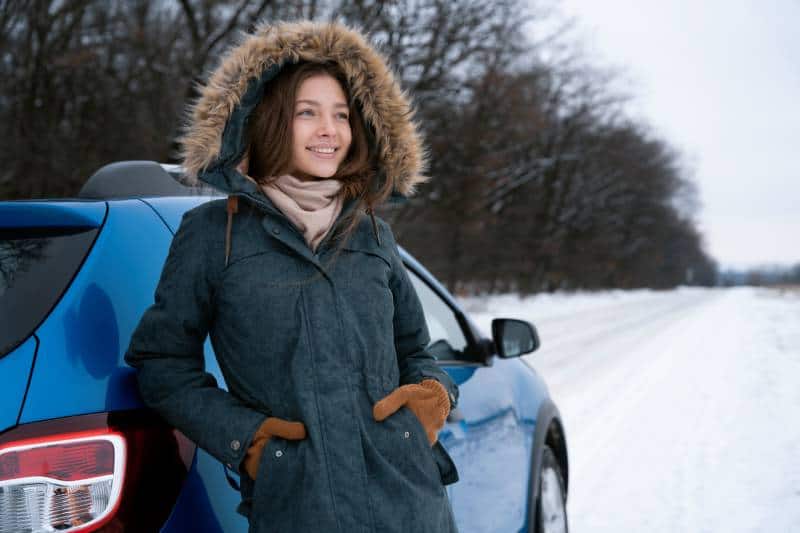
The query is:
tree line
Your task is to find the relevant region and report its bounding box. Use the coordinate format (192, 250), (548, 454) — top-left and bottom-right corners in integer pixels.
(0, 0), (717, 293)
(719, 265), (800, 287)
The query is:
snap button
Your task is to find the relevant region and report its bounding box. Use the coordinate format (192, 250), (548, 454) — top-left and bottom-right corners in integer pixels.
(272, 228), (280, 235)
(404, 431), (410, 439)
(230, 440), (241, 451)
(275, 450), (283, 458)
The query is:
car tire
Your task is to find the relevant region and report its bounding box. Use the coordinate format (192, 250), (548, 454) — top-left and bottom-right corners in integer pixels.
(535, 445), (568, 533)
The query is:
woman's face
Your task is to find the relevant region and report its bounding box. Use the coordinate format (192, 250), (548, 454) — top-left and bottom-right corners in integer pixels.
(290, 74), (352, 180)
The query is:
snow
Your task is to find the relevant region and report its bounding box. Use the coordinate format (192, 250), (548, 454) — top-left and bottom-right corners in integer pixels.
(458, 287), (800, 532)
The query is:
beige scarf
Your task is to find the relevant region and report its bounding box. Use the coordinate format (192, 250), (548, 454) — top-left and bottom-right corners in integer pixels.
(260, 174), (344, 252)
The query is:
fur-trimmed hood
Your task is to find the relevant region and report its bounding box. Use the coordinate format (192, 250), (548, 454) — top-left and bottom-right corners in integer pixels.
(178, 20), (428, 202)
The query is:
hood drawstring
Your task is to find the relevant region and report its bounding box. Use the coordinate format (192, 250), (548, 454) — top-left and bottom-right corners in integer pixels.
(366, 207), (382, 246)
(225, 195), (238, 267)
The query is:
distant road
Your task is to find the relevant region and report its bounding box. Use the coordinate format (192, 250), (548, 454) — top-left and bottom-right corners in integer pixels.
(516, 288), (800, 532)
(467, 288), (800, 533)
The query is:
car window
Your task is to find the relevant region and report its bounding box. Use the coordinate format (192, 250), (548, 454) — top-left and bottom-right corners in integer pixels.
(406, 267), (468, 361)
(0, 229), (98, 356)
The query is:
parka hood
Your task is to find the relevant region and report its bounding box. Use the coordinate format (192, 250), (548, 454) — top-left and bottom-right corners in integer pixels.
(178, 20), (428, 203)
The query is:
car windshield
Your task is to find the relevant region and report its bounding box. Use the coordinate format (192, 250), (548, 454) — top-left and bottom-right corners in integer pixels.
(0, 229), (98, 356)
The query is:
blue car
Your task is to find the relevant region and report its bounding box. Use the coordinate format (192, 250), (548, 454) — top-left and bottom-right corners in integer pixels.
(0, 161), (569, 533)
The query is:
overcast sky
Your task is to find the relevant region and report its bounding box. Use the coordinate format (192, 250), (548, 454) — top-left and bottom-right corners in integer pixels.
(552, 0), (799, 269)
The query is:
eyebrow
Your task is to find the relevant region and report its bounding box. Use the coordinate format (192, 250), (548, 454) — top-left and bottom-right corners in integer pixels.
(295, 99), (349, 108)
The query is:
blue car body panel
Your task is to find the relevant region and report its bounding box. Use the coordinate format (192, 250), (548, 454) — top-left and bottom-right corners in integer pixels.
(442, 357), (547, 532)
(20, 200), (173, 423)
(160, 453), (231, 531)
(3, 195), (563, 532)
(166, 449), (251, 531)
(140, 196), (221, 234)
(0, 336), (37, 432)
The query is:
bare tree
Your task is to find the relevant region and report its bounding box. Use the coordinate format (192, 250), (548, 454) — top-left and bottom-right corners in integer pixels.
(0, 0), (717, 290)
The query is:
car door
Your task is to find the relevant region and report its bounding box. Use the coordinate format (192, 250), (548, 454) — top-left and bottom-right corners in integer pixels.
(404, 264), (535, 533)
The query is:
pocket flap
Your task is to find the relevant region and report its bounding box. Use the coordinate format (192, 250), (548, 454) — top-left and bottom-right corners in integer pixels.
(432, 441), (459, 485)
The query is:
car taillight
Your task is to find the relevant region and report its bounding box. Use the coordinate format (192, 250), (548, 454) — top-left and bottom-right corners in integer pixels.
(0, 411), (195, 532)
(0, 430), (125, 532)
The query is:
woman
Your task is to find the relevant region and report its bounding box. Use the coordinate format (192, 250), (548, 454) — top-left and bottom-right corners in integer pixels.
(125, 20), (460, 533)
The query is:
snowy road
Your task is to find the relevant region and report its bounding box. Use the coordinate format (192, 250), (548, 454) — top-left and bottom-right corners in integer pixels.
(462, 287), (800, 532)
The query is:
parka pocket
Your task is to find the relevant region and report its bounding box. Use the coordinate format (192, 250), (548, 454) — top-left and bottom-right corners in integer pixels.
(398, 407), (460, 486)
(250, 436), (286, 509)
(338, 246), (393, 305)
(341, 244), (392, 269)
(236, 437), (283, 519)
(396, 406), (448, 486)
(431, 441), (459, 486)
(236, 475), (254, 518)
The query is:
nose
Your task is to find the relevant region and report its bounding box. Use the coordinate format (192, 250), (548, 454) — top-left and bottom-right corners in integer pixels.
(316, 114), (336, 138)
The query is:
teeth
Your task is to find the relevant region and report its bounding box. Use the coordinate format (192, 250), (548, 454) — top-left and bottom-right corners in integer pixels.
(309, 147), (335, 154)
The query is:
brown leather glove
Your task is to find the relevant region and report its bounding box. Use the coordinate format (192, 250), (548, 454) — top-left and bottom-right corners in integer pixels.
(372, 379), (451, 445)
(242, 417), (307, 480)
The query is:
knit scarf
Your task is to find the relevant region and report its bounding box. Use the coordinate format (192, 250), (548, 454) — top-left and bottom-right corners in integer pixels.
(260, 174), (344, 252)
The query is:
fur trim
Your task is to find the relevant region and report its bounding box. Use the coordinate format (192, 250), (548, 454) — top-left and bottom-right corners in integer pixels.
(178, 20), (428, 197)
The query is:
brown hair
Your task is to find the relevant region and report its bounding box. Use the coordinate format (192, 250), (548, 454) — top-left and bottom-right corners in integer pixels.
(245, 61), (392, 249)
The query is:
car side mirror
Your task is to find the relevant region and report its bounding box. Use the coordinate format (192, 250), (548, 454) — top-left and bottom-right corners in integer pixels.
(491, 318), (540, 358)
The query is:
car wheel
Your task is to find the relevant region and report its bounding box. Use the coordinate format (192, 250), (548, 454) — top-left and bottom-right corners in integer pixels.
(536, 445), (568, 533)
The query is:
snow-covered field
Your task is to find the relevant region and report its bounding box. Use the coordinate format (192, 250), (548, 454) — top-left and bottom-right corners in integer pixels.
(460, 287), (800, 532)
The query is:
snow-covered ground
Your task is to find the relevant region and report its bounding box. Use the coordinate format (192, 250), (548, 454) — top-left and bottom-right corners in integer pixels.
(460, 287), (800, 532)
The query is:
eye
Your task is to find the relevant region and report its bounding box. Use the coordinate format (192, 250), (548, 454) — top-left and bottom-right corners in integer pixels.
(297, 108), (314, 117)
(336, 112), (350, 120)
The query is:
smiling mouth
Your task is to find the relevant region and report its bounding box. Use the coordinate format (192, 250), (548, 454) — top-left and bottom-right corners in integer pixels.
(307, 146), (338, 154)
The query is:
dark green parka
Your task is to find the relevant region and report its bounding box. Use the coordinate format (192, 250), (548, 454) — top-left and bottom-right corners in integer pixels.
(125, 21), (460, 533)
